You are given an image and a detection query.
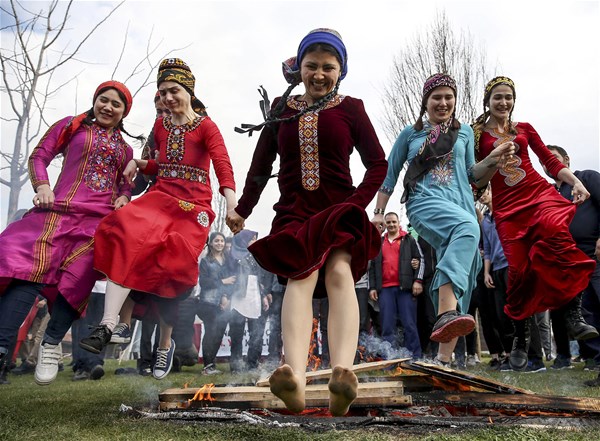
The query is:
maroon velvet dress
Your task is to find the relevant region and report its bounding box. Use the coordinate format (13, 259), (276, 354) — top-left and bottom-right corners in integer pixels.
(478, 122), (595, 320)
(235, 95), (387, 296)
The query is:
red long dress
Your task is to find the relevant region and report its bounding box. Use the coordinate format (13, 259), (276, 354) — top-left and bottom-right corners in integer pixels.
(94, 115), (235, 298)
(235, 95), (387, 296)
(477, 122), (595, 320)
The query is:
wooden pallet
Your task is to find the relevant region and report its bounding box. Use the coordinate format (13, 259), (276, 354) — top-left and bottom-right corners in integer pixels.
(159, 381), (411, 411)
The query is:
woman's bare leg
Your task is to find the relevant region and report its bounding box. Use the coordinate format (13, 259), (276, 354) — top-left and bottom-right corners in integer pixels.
(269, 272), (318, 413)
(324, 249), (359, 416)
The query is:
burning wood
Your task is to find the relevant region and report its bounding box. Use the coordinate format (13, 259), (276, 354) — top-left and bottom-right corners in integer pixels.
(188, 383), (216, 405)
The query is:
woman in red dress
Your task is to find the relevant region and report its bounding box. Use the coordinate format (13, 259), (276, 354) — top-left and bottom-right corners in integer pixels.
(473, 76), (596, 370)
(80, 59), (237, 380)
(228, 29), (387, 415)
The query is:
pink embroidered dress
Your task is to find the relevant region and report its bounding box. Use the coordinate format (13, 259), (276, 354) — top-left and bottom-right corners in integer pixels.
(93, 115), (235, 298)
(0, 117), (133, 313)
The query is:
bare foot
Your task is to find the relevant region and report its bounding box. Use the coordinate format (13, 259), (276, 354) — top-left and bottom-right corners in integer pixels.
(269, 364), (305, 413)
(328, 365), (358, 416)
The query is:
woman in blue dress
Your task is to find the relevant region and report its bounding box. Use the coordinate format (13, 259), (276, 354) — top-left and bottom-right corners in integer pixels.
(372, 73), (513, 364)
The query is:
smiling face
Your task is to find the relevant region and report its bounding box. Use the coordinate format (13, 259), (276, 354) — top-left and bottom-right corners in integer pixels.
(384, 213), (399, 235)
(300, 49), (341, 105)
(158, 80), (192, 116)
(93, 89), (126, 129)
(487, 84), (514, 122)
(425, 86), (455, 124)
(210, 234), (225, 253)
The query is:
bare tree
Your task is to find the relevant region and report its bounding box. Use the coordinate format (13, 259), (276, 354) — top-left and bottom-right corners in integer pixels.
(381, 11), (493, 143)
(0, 0), (183, 223)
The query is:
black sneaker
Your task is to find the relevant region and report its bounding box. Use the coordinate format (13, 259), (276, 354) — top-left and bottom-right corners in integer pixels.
(90, 365), (105, 380)
(12, 361), (36, 375)
(79, 325), (112, 354)
(430, 311), (476, 343)
(72, 369), (90, 381)
(551, 356), (573, 370)
(524, 358), (547, 373)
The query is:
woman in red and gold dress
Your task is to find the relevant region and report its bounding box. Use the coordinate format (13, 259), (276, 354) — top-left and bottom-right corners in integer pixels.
(473, 76), (596, 370)
(80, 59), (237, 380)
(228, 29), (387, 416)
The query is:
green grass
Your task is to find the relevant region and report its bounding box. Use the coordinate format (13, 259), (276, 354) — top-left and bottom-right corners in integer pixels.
(1, 357), (600, 440)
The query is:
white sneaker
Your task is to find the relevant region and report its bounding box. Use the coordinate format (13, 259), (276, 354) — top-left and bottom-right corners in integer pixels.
(110, 323), (131, 344)
(35, 342), (62, 385)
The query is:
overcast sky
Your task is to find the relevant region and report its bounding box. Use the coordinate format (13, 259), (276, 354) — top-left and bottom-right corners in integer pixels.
(1, 0), (598, 234)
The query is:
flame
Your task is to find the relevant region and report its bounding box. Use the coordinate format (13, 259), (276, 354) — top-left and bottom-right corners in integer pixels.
(306, 318), (322, 371)
(428, 376), (473, 392)
(188, 383), (216, 404)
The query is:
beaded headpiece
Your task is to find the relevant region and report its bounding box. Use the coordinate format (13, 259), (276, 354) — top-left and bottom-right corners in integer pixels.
(422, 73), (456, 99)
(484, 76), (516, 100)
(157, 58), (196, 97)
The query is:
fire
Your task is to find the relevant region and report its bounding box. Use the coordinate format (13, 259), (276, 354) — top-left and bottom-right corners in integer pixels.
(188, 383), (216, 404)
(428, 376), (473, 392)
(306, 318), (322, 371)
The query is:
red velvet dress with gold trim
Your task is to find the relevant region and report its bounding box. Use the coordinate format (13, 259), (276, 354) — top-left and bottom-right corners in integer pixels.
(0, 117), (133, 313)
(477, 122), (595, 320)
(235, 95), (387, 296)
(93, 115), (235, 298)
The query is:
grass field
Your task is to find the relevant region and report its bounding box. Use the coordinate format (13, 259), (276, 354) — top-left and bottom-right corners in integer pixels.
(1, 356), (600, 440)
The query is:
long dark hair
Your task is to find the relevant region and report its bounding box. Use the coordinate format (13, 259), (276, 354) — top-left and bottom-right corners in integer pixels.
(206, 232), (226, 258)
(85, 86), (145, 143)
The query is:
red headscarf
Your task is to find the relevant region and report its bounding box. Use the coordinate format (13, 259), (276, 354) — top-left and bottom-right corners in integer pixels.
(56, 81), (133, 148)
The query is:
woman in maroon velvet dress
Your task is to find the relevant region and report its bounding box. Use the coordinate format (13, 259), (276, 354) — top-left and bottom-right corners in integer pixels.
(228, 29), (387, 415)
(473, 76), (596, 370)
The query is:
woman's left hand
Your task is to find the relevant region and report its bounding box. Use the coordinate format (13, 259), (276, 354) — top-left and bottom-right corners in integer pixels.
(113, 195), (129, 210)
(123, 159), (139, 185)
(226, 209), (245, 234)
(571, 181), (590, 205)
(262, 296), (270, 312)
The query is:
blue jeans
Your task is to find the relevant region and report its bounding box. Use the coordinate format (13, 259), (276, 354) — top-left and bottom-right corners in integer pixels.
(71, 291), (106, 371)
(0, 281), (43, 353)
(379, 286), (422, 359)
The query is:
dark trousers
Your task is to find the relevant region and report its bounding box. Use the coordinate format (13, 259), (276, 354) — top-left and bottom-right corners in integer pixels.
(356, 287), (370, 336)
(137, 318), (158, 370)
(171, 296), (198, 349)
(491, 267), (514, 353)
(579, 264), (600, 363)
(0, 280), (78, 350)
(416, 278), (437, 358)
(197, 302), (230, 367)
(267, 291), (284, 363)
(71, 291), (105, 371)
(0, 280), (42, 352)
(229, 309), (267, 371)
(379, 286), (422, 359)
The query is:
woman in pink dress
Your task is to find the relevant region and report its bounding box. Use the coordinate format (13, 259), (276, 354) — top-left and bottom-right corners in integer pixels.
(0, 81), (136, 385)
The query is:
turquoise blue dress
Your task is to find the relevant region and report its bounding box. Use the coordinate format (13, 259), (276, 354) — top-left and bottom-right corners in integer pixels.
(381, 122), (481, 314)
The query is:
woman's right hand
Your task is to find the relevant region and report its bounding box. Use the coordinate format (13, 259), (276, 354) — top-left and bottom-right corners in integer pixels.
(226, 209), (245, 234)
(33, 184), (55, 209)
(123, 159), (139, 185)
